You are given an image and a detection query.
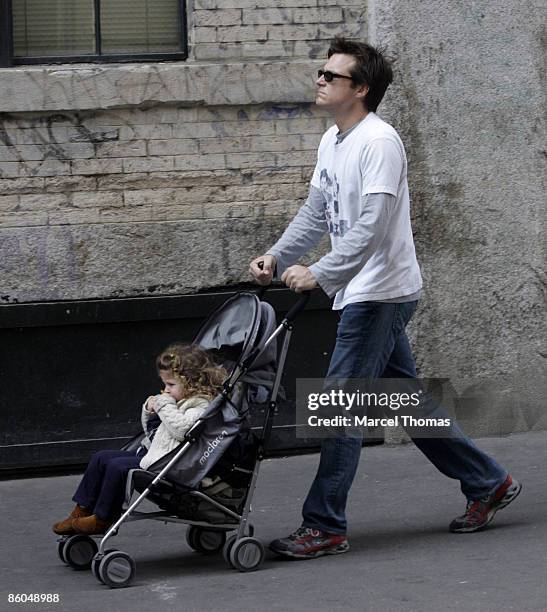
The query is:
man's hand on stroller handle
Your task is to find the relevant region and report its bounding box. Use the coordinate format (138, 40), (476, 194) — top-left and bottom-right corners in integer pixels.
(281, 265), (318, 293)
(249, 254), (276, 285)
(250, 255), (317, 293)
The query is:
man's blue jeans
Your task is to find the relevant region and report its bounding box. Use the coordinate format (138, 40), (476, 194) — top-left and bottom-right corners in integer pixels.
(301, 300), (508, 534)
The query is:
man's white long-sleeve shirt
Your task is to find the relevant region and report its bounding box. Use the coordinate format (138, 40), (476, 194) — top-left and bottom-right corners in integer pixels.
(267, 112), (422, 309)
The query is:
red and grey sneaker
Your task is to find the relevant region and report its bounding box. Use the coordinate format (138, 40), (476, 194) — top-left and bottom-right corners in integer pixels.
(449, 475), (522, 533)
(269, 526), (350, 559)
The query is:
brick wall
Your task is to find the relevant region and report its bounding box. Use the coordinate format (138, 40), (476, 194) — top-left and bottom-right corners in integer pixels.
(190, 1), (366, 60)
(0, 103), (331, 225)
(0, 1), (370, 302)
(0, 102), (333, 301)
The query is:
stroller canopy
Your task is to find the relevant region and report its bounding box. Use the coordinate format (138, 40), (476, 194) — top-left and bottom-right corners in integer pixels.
(193, 292), (277, 371)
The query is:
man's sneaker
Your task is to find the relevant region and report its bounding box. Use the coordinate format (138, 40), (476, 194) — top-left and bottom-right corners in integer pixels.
(449, 475), (522, 533)
(269, 526), (349, 559)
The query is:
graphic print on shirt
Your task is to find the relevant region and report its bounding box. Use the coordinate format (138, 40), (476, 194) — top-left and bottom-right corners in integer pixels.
(319, 168), (349, 237)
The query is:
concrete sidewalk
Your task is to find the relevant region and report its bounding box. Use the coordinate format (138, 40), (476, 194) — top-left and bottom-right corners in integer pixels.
(1, 431), (545, 612)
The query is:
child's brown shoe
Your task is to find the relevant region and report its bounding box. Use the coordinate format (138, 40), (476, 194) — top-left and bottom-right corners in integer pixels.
(72, 514), (112, 535)
(52, 505), (91, 535)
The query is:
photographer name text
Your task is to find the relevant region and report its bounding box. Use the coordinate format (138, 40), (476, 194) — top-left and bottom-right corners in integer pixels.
(307, 414), (451, 428)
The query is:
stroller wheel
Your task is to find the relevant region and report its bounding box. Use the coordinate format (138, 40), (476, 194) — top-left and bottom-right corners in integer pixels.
(229, 537), (265, 572)
(223, 535), (238, 567)
(186, 526), (226, 555)
(91, 549), (117, 584)
(56, 537), (69, 565)
(98, 551), (136, 588)
(63, 535), (98, 571)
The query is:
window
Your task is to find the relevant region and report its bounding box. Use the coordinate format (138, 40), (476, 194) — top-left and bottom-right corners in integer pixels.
(0, 0), (187, 66)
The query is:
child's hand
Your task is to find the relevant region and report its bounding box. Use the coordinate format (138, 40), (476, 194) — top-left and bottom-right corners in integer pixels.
(145, 395), (157, 413)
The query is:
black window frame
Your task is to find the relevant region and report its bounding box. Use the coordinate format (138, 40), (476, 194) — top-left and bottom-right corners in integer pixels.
(0, 0), (188, 67)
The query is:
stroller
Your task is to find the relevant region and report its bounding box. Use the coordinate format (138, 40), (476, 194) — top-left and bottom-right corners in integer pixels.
(56, 290), (309, 588)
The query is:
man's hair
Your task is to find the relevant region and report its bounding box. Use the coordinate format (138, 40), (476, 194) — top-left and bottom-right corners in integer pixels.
(327, 37), (393, 112)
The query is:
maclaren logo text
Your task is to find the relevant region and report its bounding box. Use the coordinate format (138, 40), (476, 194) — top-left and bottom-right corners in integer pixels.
(199, 430), (228, 466)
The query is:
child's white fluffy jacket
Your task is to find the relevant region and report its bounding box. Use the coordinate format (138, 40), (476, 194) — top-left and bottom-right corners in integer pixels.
(139, 393), (209, 470)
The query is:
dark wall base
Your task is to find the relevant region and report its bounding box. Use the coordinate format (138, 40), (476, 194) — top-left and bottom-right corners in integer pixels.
(0, 288), (383, 474)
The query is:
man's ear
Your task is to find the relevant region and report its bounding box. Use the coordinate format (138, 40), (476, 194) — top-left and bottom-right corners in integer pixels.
(355, 84), (369, 99)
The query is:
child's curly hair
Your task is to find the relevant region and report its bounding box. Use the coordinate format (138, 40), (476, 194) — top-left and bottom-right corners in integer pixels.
(156, 343), (227, 400)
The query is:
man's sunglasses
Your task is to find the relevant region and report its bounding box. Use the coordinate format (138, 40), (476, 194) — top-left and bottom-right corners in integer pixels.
(317, 69), (354, 83)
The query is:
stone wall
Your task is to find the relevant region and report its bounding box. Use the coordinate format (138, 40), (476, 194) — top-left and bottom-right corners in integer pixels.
(368, 0), (546, 439)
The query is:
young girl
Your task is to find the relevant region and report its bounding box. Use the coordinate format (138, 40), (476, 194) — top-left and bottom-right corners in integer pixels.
(52, 343), (227, 536)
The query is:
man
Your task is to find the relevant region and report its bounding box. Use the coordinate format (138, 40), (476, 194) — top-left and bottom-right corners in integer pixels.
(249, 37), (521, 559)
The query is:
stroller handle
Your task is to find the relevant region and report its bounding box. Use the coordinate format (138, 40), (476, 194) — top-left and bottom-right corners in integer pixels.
(254, 261), (311, 321)
(284, 290), (311, 323)
(240, 289), (311, 371)
(254, 259), (275, 299)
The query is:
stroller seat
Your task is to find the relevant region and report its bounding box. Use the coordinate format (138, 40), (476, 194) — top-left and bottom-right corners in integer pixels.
(130, 468), (185, 495)
(127, 468), (245, 524)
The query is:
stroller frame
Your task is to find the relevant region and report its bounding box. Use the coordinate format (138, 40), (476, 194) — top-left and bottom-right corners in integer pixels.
(58, 290), (309, 586)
